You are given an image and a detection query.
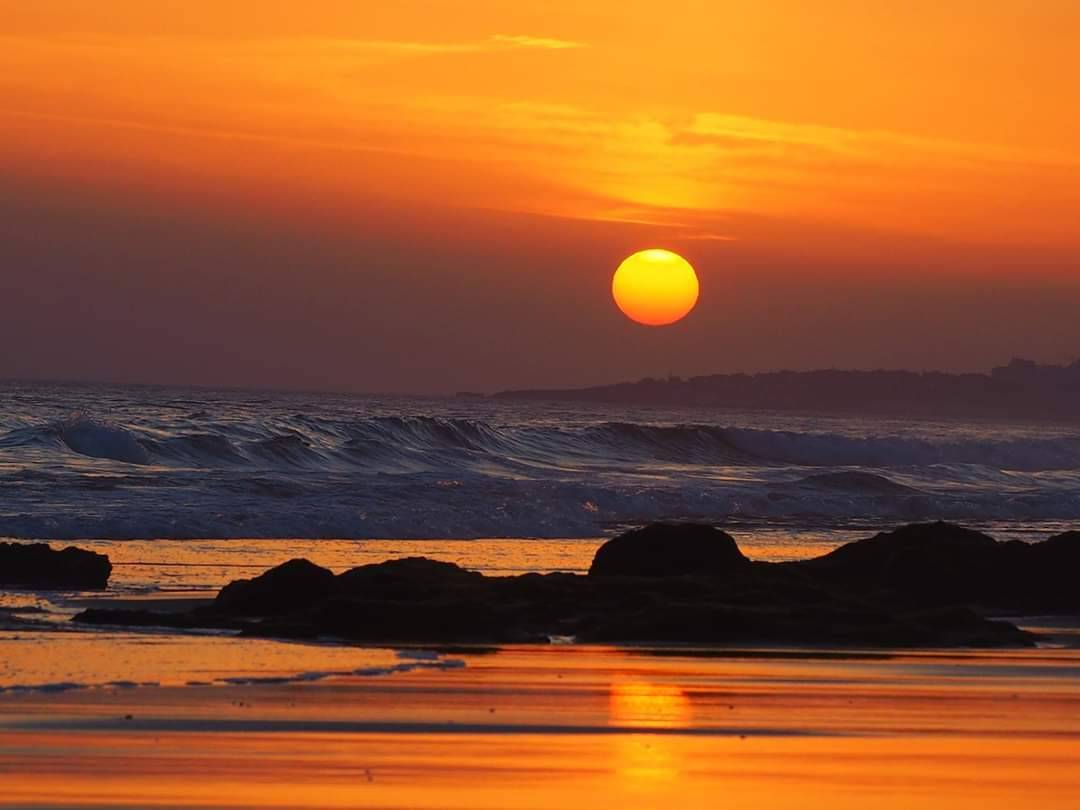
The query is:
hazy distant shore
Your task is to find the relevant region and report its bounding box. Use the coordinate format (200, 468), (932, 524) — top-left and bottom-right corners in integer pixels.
(492, 358), (1080, 421)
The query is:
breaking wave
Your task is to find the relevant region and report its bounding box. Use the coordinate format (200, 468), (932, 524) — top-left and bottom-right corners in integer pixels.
(1, 393), (1079, 539)
(5, 415), (1080, 473)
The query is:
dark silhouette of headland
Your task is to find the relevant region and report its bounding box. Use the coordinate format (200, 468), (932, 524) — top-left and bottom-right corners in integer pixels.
(491, 358), (1080, 421)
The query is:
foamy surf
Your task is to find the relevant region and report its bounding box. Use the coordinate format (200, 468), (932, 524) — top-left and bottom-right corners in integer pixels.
(1, 381), (1078, 539)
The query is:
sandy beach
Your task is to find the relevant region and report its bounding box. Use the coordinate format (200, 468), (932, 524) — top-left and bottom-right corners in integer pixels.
(3, 642), (1080, 809)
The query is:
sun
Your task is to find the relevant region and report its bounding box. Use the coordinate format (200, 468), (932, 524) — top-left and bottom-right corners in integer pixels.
(612, 249), (699, 326)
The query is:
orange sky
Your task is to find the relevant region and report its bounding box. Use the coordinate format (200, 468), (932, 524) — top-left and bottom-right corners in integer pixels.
(2, 2), (1079, 391)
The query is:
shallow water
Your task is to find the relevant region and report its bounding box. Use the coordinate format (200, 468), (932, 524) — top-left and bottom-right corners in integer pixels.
(1, 645), (1078, 809)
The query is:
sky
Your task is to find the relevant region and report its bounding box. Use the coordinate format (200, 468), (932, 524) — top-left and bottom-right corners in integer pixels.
(2, 1), (1079, 393)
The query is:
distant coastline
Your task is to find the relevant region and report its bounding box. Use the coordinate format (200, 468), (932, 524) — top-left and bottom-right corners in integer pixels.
(490, 358), (1080, 421)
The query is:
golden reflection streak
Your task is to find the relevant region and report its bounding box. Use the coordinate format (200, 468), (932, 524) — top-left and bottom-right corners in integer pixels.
(609, 678), (693, 785)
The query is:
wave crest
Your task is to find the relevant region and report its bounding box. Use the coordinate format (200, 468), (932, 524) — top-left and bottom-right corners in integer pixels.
(1, 414), (1077, 473)
(57, 416), (150, 465)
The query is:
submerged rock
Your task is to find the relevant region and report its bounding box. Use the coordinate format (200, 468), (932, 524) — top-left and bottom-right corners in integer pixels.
(0, 542), (111, 590)
(588, 523), (749, 577)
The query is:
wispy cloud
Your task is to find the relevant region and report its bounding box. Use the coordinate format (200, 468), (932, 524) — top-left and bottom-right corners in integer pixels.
(3, 30), (1075, 247)
(489, 34), (582, 50)
(673, 113), (1079, 170)
(342, 33), (583, 56)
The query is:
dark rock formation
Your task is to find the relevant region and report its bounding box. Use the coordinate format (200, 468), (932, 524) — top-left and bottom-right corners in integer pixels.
(799, 521), (1080, 612)
(0, 542), (111, 590)
(1033, 530), (1080, 586)
(74, 521), (1079, 648)
(579, 602), (1027, 648)
(304, 557), (495, 643)
(74, 607), (212, 630)
(335, 556), (483, 598)
(589, 523), (748, 577)
(215, 558), (336, 616)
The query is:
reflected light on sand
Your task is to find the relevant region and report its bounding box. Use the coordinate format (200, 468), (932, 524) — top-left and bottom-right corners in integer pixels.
(609, 679), (693, 785)
(609, 679), (693, 729)
(3, 645), (1080, 809)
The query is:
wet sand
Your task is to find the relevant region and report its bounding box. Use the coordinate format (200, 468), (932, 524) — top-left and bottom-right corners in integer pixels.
(2, 644), (1079, 809)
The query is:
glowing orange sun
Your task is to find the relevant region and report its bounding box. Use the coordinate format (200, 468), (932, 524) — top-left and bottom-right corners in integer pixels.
(612, 249), (699, 326)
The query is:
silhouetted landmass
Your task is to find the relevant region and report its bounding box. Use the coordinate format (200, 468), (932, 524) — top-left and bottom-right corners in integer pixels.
(75, 521), (1080, 648)
(491, 358), (1080, 420)
(0, 542), (111, 590)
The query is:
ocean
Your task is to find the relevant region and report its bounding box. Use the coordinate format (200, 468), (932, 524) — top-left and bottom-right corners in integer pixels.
(2, 380), (1078, 543)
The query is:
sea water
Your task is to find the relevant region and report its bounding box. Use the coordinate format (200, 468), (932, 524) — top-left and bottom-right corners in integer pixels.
(2, 380), (1078, 542)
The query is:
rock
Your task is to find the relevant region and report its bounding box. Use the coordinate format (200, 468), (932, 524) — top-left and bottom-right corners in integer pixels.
(73, 607), (211, 630)
(1023, 531), (1080, 612)
(577, 601), (1029, 648)
(0, 542), (111, 590)
(334, 557), (483, 599)
(214, 558), (335, 616)
(588, 523), (749, 577)
(800, 521), (1075, 611)
(893, 606), (1033, 648)
(1036, 530), (1080, 563)
(802, 522), (1000, 594)
(77, 521), (1076, 648)
(302, 596), (520, 644)
(310, 558), (501, 643)
(811, 521), (998, 567)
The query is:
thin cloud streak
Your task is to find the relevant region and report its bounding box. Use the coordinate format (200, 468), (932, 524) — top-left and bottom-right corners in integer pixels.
(489, 34), (583, 50)
(314, 34), (583, 55)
